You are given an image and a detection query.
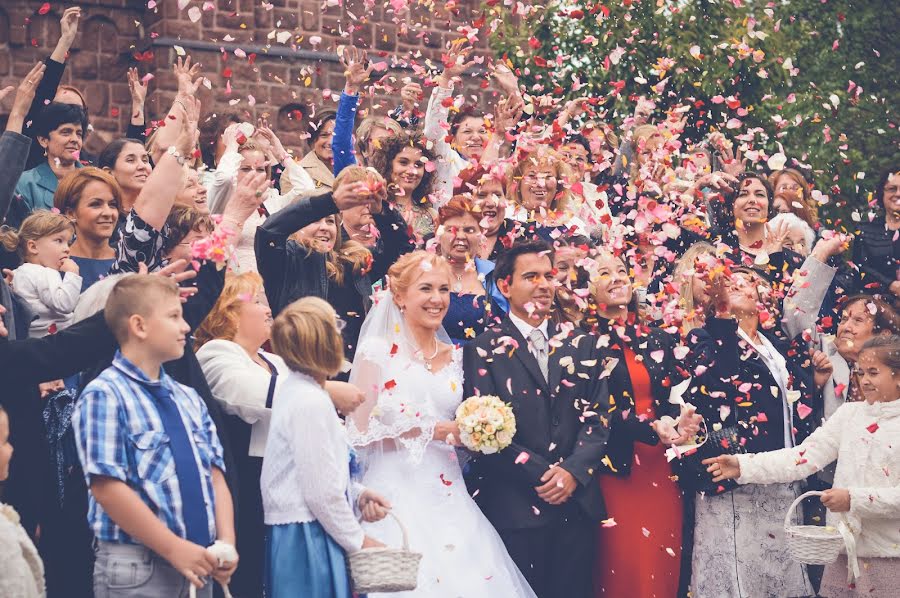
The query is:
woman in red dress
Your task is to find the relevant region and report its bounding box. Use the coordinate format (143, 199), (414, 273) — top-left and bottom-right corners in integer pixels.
(586, 250), (696, 598)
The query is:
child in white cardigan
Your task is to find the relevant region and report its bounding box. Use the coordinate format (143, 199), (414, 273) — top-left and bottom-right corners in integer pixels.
(1, 211), (82, 338)
(261, 297), (390, 598)
(705, 335), (900, 597)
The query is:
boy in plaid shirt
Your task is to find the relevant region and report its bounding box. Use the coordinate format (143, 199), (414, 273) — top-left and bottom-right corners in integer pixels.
(73, 275), (237, 597)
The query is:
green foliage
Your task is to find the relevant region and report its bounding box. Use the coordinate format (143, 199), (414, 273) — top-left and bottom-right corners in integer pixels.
(489, 0), (899, 224)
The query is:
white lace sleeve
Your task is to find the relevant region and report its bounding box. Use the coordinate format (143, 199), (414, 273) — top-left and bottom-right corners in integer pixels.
(347, 338), (440, 463)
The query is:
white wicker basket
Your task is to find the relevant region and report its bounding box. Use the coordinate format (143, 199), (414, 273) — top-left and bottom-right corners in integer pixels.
(783, 491), (848, 565)
(349, 512), (422, 593)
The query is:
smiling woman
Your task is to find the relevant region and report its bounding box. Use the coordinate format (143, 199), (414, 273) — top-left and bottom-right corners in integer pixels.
(53, 167), (120, 290)
(98, 138), (152, 216)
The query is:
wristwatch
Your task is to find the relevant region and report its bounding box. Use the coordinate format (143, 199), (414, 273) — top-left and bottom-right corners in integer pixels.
(167, 146), (187, 166)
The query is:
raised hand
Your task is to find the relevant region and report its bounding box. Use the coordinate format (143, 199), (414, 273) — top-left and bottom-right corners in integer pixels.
(437, 39), (477, 87)
(340, 45), (374, 96)
(50, 7), (81, 63)
(173, 56), (203, 97)
(254, 117), (289, 164)
(400, 81), (423, 112)
(4, 62), (46, 133)
(810, 231), (851, 262)
(127, 67), (147, 124)
(173, 95), (201, 157)
(494, 94), (524, 133)
(334, 180), (381, 213)
(488, 61), (519, 95)
(763, 219), (791, 255)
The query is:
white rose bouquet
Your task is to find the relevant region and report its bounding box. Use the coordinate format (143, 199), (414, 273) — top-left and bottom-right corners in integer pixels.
(455, 395), (516, 454)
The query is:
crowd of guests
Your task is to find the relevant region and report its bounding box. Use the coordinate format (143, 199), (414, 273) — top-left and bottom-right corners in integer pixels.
(0, 8), (898, 598)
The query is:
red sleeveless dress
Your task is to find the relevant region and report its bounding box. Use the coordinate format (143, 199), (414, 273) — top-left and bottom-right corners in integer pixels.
(593, 348), (683, 598)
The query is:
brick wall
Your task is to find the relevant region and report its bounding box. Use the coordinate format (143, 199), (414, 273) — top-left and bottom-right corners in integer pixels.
(0, 0), (494, 155)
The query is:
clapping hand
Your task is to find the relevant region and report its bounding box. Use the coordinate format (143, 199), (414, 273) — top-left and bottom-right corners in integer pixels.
(254, 117), (289, 164)
(359, 490), (392, 523)
(535, 465), (578, 505)
(763, 219), (791, 255)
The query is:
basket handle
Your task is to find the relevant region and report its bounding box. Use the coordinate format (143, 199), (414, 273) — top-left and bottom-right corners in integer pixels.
(361, 511), (411, 551)
(783, 490), (823, 530)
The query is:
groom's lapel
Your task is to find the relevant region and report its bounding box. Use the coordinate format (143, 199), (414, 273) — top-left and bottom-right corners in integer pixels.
(499, 318), (551, 397)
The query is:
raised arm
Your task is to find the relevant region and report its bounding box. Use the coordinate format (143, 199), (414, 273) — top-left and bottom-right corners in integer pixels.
(125, 67), (148, 140)
(781, 234), (847, 339)
(0, 63), (45, 221)
(149, 56), (203, 164)
(134, 95), (200, 231)
(332, 45), (372, 176)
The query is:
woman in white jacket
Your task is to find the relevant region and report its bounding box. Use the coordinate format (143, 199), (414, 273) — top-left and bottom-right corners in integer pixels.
(705, 335), (900, 597)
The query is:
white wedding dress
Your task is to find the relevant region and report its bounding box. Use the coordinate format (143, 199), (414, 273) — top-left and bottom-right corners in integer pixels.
(347, 295), (537, 598)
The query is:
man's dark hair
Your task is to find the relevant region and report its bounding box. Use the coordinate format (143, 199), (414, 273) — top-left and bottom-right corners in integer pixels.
(561, 133), (592, 155)
(494, 239), (554, 283)
(35, 102), (88, 139)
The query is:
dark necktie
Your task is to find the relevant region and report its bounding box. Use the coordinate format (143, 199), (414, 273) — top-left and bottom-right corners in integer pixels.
(147, 382), (211, 547)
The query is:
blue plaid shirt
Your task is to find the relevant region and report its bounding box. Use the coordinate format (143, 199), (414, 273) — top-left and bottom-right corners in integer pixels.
(73, 352), (225, 544)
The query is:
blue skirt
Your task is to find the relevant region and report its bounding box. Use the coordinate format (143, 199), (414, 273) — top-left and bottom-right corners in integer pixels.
(264, 521), (355, 598)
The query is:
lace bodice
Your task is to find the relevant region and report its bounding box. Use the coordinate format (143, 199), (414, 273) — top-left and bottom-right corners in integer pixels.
(347, 337), (463, 462)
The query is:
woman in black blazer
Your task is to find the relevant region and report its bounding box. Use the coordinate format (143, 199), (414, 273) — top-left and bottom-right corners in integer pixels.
(584, 249), (695, 598)
(851, 168), (899, 299)
(684, 266), (817, 598)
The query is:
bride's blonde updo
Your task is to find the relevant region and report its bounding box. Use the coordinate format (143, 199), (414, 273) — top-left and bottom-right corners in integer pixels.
(387, 250), (452, 305)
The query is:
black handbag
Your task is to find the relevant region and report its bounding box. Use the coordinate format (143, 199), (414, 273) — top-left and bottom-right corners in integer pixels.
(675, 423), (747, 495)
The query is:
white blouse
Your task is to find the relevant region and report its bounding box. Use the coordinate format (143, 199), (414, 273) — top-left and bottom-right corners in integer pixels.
(12, 263), (82, 338)
(260, 370), (366, 553)
(196, 340), (287, 457)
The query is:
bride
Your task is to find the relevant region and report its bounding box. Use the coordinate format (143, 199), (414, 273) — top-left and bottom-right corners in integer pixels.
(347, 250), (537, 597)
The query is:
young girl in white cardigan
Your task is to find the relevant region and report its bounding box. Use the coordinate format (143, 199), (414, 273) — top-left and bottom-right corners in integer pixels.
(1, 211), (82, 338)
(261, 297), (390, 598)
(706, 335), (900, 597)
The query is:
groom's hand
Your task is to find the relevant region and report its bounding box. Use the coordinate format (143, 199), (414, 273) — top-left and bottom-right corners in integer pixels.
(535, 466), (577, 505)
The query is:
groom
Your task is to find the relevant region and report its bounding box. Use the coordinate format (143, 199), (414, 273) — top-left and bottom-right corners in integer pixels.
(463, 240), (613, 598)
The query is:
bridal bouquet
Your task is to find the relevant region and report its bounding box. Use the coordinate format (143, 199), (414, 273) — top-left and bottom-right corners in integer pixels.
(455, 395), (516, 454)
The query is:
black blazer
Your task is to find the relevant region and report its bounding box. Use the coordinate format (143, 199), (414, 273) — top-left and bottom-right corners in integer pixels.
(682, 318), (820, 491)
(0, 312), (116, 536)
(589, 319), (685, 476)
(852, 217), (899, 295)
(462, 317), (612, 530)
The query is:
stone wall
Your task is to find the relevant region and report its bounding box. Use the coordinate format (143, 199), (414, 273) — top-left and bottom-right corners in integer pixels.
(0, 0), (493, 154)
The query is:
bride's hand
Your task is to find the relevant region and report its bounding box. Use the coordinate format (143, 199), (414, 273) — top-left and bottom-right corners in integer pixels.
(361, 536), (386, 550)
(433, 421), (461, 446)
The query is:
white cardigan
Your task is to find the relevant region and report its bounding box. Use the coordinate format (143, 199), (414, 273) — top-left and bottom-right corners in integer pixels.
(0, 504), (45, 598)
(196, 340), (287, 457)
(260, 370), (366, 553)
(737, 399), (900, 558)
(12, 263), (82, 338)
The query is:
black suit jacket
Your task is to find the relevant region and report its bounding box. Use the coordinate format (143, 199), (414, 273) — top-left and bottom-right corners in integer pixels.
(462, 317), (612, 530)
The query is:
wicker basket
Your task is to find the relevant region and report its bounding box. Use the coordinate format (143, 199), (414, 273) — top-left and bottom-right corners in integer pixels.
(784, 491), (848, 565)
(349, 512), (422, 593)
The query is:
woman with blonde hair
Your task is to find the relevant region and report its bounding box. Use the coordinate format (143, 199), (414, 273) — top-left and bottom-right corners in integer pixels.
(671, 241), (718, 334)
(261, 296), (391, 598)
(769, 168), (818, 229)
(506, 145), (587, 237)
(347, 250), (538, 597)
